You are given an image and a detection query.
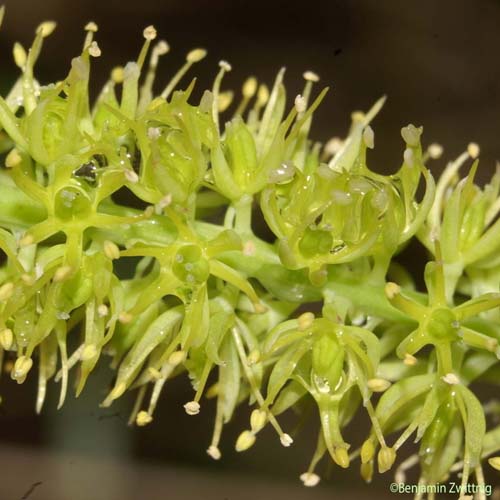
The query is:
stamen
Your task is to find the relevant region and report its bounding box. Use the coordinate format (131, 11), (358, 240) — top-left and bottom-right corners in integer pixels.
(232, 327), (291, 445)
(83, 21), (98, 49)
(160, 48), (207, 100)
(135, 25), (157, 71)
(211, 60), (232, 133)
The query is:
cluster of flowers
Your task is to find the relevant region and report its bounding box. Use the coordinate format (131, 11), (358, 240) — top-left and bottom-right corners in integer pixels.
(1, 9), (500, 496)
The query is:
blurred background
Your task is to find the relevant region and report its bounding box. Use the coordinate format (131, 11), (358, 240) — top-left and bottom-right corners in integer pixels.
(1, 0), (500, 498)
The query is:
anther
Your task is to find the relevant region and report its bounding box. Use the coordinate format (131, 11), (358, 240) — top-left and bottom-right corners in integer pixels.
(235, 430), (256, 452)
(184, 401), (200, 415)
(143, 25), (157, 41)
(103, 240), (120, 260)
(300, 472), (320, 487)
(0, 282), (14, 301)
(367, 378), (391, 392)
(428, 143), (443, 159)
(363, 126), (375, 149)
(442, 373), (460, 385)
(186, 48), (207, 63)
(467, 142), (480, 159)
(207, 445), (221, 460)
(303, 70), (320, 82)
(53, 266), (73, 282)
(218, 60), (232, 72)
(136, 410), (153, 426)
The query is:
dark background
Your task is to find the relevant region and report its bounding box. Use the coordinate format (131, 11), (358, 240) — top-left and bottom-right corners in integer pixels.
(1, 1), (500, 499)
